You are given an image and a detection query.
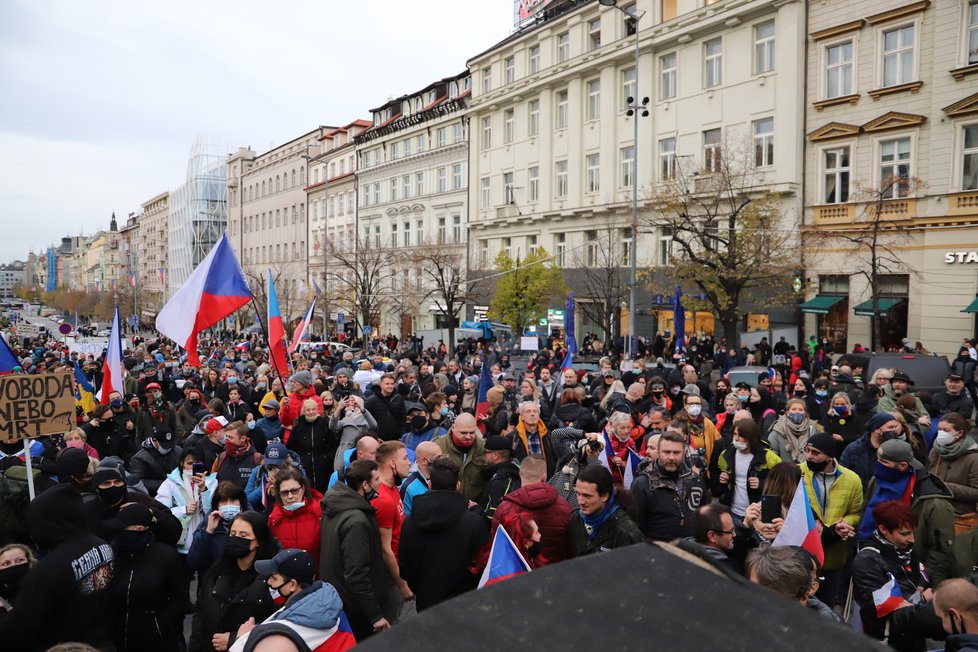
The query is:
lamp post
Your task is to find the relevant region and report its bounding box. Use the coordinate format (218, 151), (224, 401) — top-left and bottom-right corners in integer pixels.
(599, 0), (647, 359)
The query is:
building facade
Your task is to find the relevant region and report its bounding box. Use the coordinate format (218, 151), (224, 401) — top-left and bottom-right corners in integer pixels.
(353, 71), (472, 337)
(136, 192), (169, 315)
(801, 0), (978, 357)
(0, 261), (25, 298)
(227, 131), (321, 323)
(466, 0), (805, 343)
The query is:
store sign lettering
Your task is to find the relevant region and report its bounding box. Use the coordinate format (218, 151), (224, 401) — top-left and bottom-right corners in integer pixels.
(945, 252), (978, 264)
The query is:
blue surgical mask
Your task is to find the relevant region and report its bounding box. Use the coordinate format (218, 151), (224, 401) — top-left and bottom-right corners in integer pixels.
(219, 505), (241, 521)
(283, 501), (305, 512)
(736, 394), (750, 402)
(247, 420), (256, 430)
(228, 377), (237, 384)
(815, 390), (828, 398)
(440, 407), (449, 416)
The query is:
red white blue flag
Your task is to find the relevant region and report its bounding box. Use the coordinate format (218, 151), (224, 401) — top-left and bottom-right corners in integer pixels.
(267, 271), (290, 381)
(478, 523), (531, 589)
(289, 299), (316, 354)
(872, 573), (905, 617)
(475, 356), (494, 432)
(773, 478), (825, 565)
(98, 306), (124, 404)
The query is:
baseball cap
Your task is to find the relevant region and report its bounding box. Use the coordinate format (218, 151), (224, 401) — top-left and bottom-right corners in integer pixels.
(404, 401), (427, 414)
(145, 382), (161, 391)
(681, 384), (701, 397)
(948, 373), (965, 382)
(256, 548), (316, 585)
(264, 399), (281, 410)
(263, 442), (289, 466)
(104, 503), (155, 530)
(152, 429), (175, 446)
(485, 435), (513, 452)
(206, 416), (229, 434)
(501, 371), (517, 381)
(879, 439), (924, 470)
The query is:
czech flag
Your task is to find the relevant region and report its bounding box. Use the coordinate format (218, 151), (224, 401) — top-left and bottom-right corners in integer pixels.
(128, 272), (136, 288)
(872, 573), (905, 617)
(267, 271), (290, 381)
(560, 349), (573, 370)
(98, 306), (124, 404)
(0, 334), (19, 374)
(475, 357), (494, 432)
(73, 362), (96, 415)
(478, 524), (531, 589)
(773, 477), (824, 565)
(289, 298), (316, 354)
(623, 447), (642, 488)
(156, 233), (252, 365)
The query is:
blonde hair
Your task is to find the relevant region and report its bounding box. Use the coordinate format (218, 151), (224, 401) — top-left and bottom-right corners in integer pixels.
(871, 368), (894, 385)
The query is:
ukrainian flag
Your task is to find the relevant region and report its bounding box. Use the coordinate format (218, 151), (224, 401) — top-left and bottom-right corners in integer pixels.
(74, 362), (96, 415)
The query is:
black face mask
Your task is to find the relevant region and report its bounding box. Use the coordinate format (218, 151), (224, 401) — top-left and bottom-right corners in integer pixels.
(951, 613), (967, 636)
(224, 535), (254, 559)
(363, 487), (379, 502)
(527, 541), (543, 558)
(0, 562), (29, 590)
(115, 530), (153, 555)
(97, 484), (128, 507)
(410, 415), (427, 432)
(807, 459), (830, 473)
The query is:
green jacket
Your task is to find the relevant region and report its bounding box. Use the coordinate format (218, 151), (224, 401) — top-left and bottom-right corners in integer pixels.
(802, 461), (864, 570)
(433, 433), (488, 502)
(952, 527), (978, 579)
(877, 384), (926, 415)
(912, 477), (956, 586)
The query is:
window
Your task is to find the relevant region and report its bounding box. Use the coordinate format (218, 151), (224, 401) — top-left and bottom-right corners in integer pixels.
(503, 172), (514, 204)
(554, 233), (566, 266)
(390, 142), (400, 160)
(481, 116), (492, 150)
(620, 146), (635, 188)
(504, 56), (515, 84)
(390, 223), (398, 247)
(623, 3), (638, 36)
(825, 41), (854, 99)
(479, 240), (489, 266)
(528, 166), (540, 201)
(586, 153), (601, 193)
(481, 177), (491, 208)
(660, 53), (677, 100)
(404, 139), (412, 157)
(704, 128), (722, 173)
(557, 32), (570, 62)
(585, 231), (598, 266)
(482, 67), (492, 93)
(661, 0), (677, 21)
(527, 234), (538, 254)
(555, 90), (568, 129)
(453, 123), (462, 143)
(881, 25), (915, 88)
(338, 194), (345, 215)
(621, 227), (633, 265)
(823, 146), (851, 204)
(372, 183), (381, 205)
(504, 109), (515, 143)
(390, 178), (399, 201)
(754, 21), (775, 74)
(963, 125), (978, 191)
(438, 217), (447, 244)
(588, 18), (601, 50)
(879, 137), (912, 199)
(555, 160), (568, 198)
(502, 237), (512, 259)
(753, 118), (774, 167)
(704, 38), (722, 87)
(659, 137), (677, 180)
(452, 163), (463, 190)
(437, 167), (448, 193)
(437, 127), (447, 147)
(659, 226), (673, 265)
(452, 215), (462, 243)
(416, 172), (425, 196)
(528, 99), (540, 136)
(969, 2), (978, 65)
(621, 67), (636, 109)
(529, 45), (541, 73)
(417, 135), (425, 152)
(402, 175), (411, 199)
(347, 191), (354, 213)
(586, 79), (601, 120)
(416, 220), (424, 245)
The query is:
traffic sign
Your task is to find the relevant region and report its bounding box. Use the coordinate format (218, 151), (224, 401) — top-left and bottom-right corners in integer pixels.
(58, 323), (72, 335)
(362, 324), (371, 335)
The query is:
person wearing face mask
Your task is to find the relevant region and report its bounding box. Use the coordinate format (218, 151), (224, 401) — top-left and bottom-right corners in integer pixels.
(841, 412), (908, 488)
(929, 412), (978, 535)
(213, 422), (264, 490)
(768, 398), (821, 464)
(710, 419), (781, 518)
(101, 503), (188, 652)
(156, 449), (218, 558)
(268, 468), (323, 569)
(0, 543), (34, 611)
(933, 579), (978, 651)
(679, 387), (721, 477)
(320, 459), (398, 641)
(254, 399), (285, 449)
(128, 428), (182, 497)
(103, 390), (139, 460)
(190, 511), (279, 652)
(400, 401), (447, 458)
(87, 467), (184, 547)
(187, 481), (250, 573)
(426, 391), (456, 431)
(823, 392), (863, 446)
(80, 403), (115, 459)
(286, 398), (338, 493)
(136, 382), (179, 443)
(176, 386), (205, 438)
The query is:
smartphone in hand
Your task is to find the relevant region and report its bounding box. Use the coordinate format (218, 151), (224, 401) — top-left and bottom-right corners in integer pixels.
(760, 494), (781, 523)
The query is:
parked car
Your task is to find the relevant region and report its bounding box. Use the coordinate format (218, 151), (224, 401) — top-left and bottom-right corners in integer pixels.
(865, 352), (951, 396)
(725, 365), (769, 388)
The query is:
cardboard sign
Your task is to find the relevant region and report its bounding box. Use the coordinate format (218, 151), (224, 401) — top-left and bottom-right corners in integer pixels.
(18, 322), (41, 338)
(0, 372), (75, 444)
(520, 336), (539, 351)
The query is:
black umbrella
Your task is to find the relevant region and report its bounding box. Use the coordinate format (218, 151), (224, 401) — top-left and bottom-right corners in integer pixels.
(357, 542), (885, 651)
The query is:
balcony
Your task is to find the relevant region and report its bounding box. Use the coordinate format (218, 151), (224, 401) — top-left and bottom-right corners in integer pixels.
(811, 198), (916, 226)
(812, 204), (855, 225)
(948, 191), (978, 217)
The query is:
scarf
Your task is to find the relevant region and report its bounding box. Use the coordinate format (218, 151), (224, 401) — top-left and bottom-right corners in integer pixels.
(775, 416), (812, 463)
(871, 529), (914, 569)
(859, 463), (916, 540)
(581, 492), (620, 540)
(935, 436), (978, 461)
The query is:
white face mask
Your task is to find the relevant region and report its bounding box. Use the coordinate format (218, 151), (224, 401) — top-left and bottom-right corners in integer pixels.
(936, 430), (957, 446)
(687, 405), (702, 417)
(732, 440), (748, 451)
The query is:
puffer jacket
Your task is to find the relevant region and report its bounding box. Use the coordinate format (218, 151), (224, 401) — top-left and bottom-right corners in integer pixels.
(492, 482), (572, 564)
(128, 439), (182, 496)
(189, 560), (276, 652)
(154, 467), (217, 554)
(268, 489), (324, 569)
(802, 461), (864, 570)
(280, 386), (324, 430)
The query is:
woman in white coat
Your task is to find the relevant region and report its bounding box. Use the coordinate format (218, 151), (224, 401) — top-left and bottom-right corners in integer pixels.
(155, 448), (217, 558)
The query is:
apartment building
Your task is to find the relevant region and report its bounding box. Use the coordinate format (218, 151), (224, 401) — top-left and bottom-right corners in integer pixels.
(136, 192), (169, 314)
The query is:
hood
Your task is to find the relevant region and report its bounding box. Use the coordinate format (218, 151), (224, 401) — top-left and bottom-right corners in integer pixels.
(833, 373), (857, 385)
(481, 460), (521, 482)
(275, 580), (344, 629)
(914, 469), (953, 500)
(28, 483), (89, 549)
(322, 481), (373, 518)
(410, 490), (467, 532)
(503, 482), (560, 509)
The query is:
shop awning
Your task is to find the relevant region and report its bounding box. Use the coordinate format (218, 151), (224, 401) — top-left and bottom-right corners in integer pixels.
(962, 297), (978, 313)
(853, 297), (903, 317)
(798, 295), (845, 314)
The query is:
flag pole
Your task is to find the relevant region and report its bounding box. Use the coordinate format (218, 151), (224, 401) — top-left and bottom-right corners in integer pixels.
(23, 438), (36, 501)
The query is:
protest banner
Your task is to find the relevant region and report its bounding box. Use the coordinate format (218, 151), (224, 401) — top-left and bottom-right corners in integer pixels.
(0, 372), (75, 444)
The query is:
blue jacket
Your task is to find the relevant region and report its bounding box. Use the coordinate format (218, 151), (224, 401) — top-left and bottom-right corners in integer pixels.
(255, 416), (284, 444)
(245, 452), (306, 510)
(401, 426), (447, 455)
(401, 471), (429, 517)
(327, 448), (357, 489)
(839, 435), (876, 488)
(186, 517), (229, 572)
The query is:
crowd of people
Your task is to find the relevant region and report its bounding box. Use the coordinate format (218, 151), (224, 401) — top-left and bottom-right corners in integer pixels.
(2, 327), (978, 651)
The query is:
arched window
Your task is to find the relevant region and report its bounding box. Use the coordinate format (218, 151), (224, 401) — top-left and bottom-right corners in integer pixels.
(261, 181), (266, 196)
(292, 170), (297, 186)
(276, 176), (281, 192)
(300, 167), (306, 184)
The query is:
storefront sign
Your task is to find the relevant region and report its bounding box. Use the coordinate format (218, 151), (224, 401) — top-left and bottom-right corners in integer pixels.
(0, 372), (75, 443)
(945, 252), (978, 263)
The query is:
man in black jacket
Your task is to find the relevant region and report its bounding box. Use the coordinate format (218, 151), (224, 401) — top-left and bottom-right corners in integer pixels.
(128, 428), (181, 497)
(365, 373), (406, 441)
(476, 436), (522, 523)
(398, 456), (489, 611)
(86, 467), (183, 546)
(0, 483), (114, 650)
(630, 431), (706, 541)
(319, 460), (397, 641)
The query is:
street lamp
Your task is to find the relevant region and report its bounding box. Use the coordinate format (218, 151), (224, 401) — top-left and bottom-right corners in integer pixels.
(599, 0), (647, 359)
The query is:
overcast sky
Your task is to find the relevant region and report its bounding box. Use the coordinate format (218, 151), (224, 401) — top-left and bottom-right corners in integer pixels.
(0, 0), (514, 263)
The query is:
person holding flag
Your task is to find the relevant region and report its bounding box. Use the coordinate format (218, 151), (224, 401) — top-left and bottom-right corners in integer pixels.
(600, 411), (646, 488)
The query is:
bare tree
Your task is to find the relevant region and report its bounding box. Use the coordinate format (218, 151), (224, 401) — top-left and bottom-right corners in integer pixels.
(244, 266), (306, 338)
(326, 234), (399, 338)
(570, 218), (629, 350)
(643, 142), (801, 347)
(411, 242), (483, 354)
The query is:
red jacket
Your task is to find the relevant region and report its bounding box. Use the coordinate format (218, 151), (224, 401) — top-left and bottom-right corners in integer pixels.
(604, 425), (645, 487)
(492, 483), (572, 565)
(280, 386), (324, 430)
(268, 488), (324, 569)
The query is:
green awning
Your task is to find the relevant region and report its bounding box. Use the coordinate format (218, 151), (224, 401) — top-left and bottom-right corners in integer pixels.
(962, 297), (978, 313)
(853, 297), (903, 317)
(799, 295), (846, 314)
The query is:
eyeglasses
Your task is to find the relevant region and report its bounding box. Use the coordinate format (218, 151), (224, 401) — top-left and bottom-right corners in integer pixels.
(713, 529), (736, 536)
(279, 487), (303, 497)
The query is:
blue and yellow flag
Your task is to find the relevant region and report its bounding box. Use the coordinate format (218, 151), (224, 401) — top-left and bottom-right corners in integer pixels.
(73, 362), (96, 415)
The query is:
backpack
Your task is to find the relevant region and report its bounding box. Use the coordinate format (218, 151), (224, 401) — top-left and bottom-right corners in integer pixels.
(399, 470), (425, 501)
(0, 464), (43, 540)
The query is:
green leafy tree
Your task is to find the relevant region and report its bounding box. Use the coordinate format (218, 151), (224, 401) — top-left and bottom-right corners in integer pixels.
(488, 247), (566, 334)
